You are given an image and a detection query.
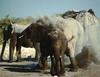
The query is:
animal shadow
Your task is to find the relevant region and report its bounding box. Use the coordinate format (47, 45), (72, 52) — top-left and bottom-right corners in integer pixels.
(0, 62), (42, 73)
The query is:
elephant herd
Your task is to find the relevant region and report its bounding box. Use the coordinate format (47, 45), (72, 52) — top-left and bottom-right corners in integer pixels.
(0, 9), (100, 77)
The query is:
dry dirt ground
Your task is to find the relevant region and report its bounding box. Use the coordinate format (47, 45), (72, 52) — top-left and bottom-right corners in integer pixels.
(0, 45), (100, 77)
(0, 61), (100, 77)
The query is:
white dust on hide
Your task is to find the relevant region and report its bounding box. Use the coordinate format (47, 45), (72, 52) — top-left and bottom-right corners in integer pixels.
(76, 12), (100, 66)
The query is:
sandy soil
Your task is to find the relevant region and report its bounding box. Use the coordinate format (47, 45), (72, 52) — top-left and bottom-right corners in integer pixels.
(0, 45), (100, 77)
(0, 61), (100, 77)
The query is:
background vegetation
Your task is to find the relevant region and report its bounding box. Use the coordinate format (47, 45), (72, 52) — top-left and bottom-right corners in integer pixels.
(0, 15), (100, 45)
(0, 15), (34, 44)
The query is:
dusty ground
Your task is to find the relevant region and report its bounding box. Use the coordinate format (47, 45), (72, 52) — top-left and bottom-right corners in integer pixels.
(0, 61), (100, 77)
(0, 45), (100, 77)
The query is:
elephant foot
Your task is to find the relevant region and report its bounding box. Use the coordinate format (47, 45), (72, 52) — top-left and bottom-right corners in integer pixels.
(36, 62), (48, 70)
(69, 66), (79, 72)
(33, 57), (39, 62)
(35, 63), (41, 69)
(66, 64), (73, 68)
(8, 60), (13, 63)
(0, 56), (3, 61)
(16, 59), (22, 62)
(50, 67), (55, 76)
(16, 56), (22, 62)
(59, 73), (65, 77)
(60, 70), (65, 76)
(41, 70), (49, 74)
(50, 71), (55, 76)
(35, 63), (48, 70)
(0, 58), (3, 62)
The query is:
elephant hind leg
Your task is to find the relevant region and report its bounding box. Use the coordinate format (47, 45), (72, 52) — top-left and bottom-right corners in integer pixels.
(69, 56), (79, 71)
(16, 45), (21, 62)
(0, 40), (7, 61)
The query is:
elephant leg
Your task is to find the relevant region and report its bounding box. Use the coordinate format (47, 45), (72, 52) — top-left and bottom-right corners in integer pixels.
(54, 53), (60, 76)
(34, 43), (40, 61)
(9, 42), (15, 62)
(37, 43), (48, 70)
(9, 35), (16, 62)
(60, 55), (65, 75)
(0, 40), (7, 61)
(68, 44), (78, 71)
(16, 45), (21, 62)
(69, 56), (78, 71)
(68, 39), (79, 71)
(39, 56), (48, 70)
(50, 55), (55, 76)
